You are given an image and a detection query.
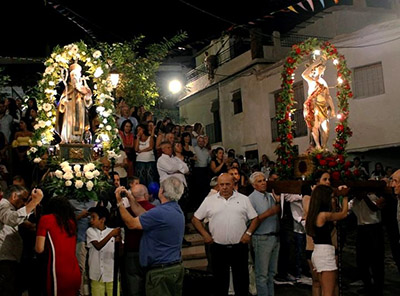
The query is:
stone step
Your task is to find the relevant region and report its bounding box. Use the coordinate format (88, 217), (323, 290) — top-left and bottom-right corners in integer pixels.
(182, 245), (206, 260)
(183, 258), (208, 271)
(184, 233), (205, 246)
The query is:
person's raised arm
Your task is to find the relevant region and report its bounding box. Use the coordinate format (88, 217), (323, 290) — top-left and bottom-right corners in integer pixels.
(115, 187), (142, 229)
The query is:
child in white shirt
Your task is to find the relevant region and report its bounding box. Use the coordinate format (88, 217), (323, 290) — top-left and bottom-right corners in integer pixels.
(86, 206), (121, 296)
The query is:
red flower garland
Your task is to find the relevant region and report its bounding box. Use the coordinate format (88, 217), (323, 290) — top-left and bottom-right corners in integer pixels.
(275, 38), (353, 180)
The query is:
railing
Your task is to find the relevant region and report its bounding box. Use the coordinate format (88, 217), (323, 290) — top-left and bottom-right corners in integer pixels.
(186, 33), (331, 83)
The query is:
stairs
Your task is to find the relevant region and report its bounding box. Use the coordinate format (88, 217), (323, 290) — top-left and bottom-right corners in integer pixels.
(182, 224), (208, 271)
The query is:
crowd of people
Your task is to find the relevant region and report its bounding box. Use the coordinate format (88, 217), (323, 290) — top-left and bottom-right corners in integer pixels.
(0, 95), (400, 296)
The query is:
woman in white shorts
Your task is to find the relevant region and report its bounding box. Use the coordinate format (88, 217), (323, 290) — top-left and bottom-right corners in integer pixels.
(306, 185), (349, 296)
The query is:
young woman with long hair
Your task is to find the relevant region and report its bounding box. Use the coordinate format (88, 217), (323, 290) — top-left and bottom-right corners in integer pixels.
(306, 185), (348, 296)
(302, 171), (332, 296)
(35, 196), (81, 296)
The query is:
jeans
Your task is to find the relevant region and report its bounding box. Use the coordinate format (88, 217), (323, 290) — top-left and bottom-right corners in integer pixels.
(252, 235), (280, 296)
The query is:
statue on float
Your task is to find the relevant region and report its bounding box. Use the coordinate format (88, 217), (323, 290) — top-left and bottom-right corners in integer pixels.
(302, 55), (336, 150)
(58, 62), (93, 143)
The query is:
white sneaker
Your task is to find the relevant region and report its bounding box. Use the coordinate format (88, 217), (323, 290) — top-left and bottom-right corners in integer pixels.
(297, 275), (312, 286)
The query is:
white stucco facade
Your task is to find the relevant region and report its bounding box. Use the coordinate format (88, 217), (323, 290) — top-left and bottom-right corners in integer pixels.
(178, 3), (400, 170)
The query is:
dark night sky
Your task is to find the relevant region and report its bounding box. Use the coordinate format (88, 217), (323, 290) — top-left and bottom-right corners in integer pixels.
(0, 0), (337, 85)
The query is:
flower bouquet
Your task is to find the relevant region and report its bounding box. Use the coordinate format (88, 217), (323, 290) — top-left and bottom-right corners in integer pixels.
(42, 160), (111, 202)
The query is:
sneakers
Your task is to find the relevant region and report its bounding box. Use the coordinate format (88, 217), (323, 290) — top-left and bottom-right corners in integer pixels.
(297, 275), (312, 286)
(274, 275), (295, 285)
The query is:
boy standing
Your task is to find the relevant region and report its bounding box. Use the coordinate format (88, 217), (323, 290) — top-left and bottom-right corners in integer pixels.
(86, 206), (121, 296)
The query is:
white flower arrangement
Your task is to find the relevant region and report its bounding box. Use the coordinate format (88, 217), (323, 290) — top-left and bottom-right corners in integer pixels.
(43, 160), (111, 202)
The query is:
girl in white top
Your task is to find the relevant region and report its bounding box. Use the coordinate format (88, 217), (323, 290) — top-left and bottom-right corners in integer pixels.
(135, 124), (156, 186)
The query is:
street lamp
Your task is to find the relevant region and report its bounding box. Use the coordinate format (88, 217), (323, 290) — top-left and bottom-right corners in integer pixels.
(168, 79), (182, 94)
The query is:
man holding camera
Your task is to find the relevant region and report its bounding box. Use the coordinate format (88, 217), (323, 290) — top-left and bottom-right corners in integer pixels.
(115, 176), (185, 296)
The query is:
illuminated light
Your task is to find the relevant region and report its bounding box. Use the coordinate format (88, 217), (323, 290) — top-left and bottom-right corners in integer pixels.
(313, 50), (321, 56)
(337, 113), (343, 119)
(168, 79), (182, 94)
(333, 59), (339, 65)
(337, 77), (343, 84)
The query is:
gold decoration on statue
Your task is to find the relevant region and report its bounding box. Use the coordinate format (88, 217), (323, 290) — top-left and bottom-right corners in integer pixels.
(294, 155), (315, 179)
(69, 147), (85, 160)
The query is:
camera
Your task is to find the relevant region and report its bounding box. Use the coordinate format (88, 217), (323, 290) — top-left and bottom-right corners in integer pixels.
(120, 191), (127, 198)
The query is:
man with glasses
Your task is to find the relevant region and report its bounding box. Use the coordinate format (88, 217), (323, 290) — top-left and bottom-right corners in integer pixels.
(0, 185), (43, 296)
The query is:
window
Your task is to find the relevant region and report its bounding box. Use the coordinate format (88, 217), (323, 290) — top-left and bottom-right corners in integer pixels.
(271, 82), (307, 142)
(353, 62), (385, 99)
(232, 89), (243, 114)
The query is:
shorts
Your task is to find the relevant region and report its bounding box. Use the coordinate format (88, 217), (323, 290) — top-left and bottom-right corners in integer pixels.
(311, 244), (337, 272)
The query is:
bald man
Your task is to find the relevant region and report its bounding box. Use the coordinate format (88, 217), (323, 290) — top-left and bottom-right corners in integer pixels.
(120, 184), (155, 296)
(192, 173), (258, 296)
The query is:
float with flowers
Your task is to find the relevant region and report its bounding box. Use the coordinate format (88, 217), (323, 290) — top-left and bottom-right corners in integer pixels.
(27, 42), (120, 201)
(275, 38), (354, 181)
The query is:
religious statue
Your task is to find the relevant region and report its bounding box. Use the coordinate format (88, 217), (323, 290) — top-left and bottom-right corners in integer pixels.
(302, 56), (335, 150)
(58, 63), (93, 143)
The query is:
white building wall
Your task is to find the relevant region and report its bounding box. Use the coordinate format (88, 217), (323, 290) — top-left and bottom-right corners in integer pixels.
(179, 10), (400, 164)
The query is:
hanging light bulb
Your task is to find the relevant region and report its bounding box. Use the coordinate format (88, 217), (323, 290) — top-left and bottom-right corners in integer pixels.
(337, 77), (343, 84)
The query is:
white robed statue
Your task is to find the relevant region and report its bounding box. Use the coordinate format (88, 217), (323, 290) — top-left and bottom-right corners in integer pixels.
(58, 63), (93, 143)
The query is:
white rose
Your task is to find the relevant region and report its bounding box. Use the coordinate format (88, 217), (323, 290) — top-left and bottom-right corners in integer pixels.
(65, 180), (72, 187)
(34, 124), (40, 130)
(103, 119), (108, 124)
(30, 147), (38, 153)
(94, 67), (103, 78)
(45, 120), (52, 126)
(73, 164), (81, 172)
(43, 103), (52, 112)
(106, 125), (112, 131)
(102, 111), (110, 118)
(93, 50), (101, 59)
(75, 172), (82, 178)
(62, 165), (72, 173)
(75, 180), (84, 189)
(47, 111), (53, 117)
(38, 120), (46, 128)
(63, 171), (74, 180)
(85, 171), (94, 180)
(93, 170), (100, 177)
(96, 106), (105, 113)
(60, 161), (69, 168)
(37, 140), (43, 147)
(86, 181), (94, 191)
(87, 163), (96, 171)
(33, 157), (42, 163)
(83, 164), (90, 172)
(55, 170), (63, 179)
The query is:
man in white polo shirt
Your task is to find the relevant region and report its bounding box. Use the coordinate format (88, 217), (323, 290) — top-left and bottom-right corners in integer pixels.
(192, 173), (258, 296)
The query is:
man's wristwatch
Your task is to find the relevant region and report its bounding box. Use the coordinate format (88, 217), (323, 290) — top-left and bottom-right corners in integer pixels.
(245, 231), (252, 236)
